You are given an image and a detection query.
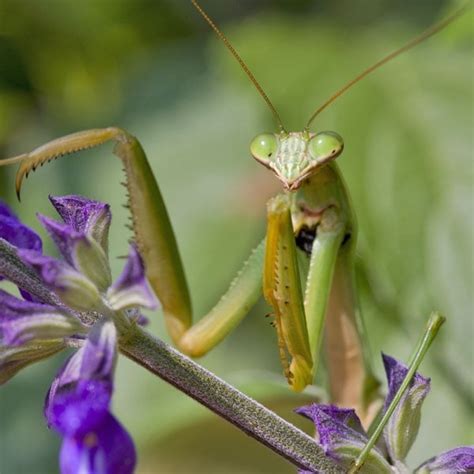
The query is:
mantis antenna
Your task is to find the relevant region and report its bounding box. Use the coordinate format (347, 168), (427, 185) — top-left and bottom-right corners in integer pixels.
(191, 0), (287, 132)
(306, 3), (471, 129)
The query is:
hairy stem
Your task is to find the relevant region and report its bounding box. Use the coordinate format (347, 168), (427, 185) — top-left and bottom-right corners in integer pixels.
(120, 325), (341, 473)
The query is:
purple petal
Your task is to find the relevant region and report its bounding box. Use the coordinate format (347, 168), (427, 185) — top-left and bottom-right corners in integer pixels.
(37, 214), (84, 266)
(383, 353), (431, 409)
(382, 354), (430, 461)
(19, 250), (102, 312)
(80, 318), (117, 381)
(0, 289), (83, 345)
(0, 204), (42, 253)
(107, 245), (158, 311)
(45, 347), (85, 425)
(37, 214), (111, 290)
(18, 289), (36, 302)
(0, 238), (59, 304)
(296, 403), (391, 471)
(59, 413), (136, 474)
(416, 446), (474, 473)
(1, 311), (82, 346)
(19, 251), (67, 286)
(45, 320), (117, 436)
(0, 288), (55, 317)
(296, 404), (366, 446)
(0, 202), (16, 219)
(0, 201), (43, 300)
(49, 378), (113, 436)
(49, 195), (111, 253)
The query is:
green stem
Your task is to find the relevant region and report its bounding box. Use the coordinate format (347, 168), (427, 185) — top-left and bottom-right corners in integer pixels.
(119, 325), (341, 473)
(348, 312), (445, 473)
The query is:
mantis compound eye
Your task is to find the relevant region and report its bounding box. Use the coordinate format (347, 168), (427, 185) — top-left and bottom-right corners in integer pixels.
(250, 133), (278, 162)
(308, 131), (344, 161)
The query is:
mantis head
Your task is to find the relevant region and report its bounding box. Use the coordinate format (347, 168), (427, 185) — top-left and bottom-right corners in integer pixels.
(192, 0), (467, 191)
(250, 131), (344, 191)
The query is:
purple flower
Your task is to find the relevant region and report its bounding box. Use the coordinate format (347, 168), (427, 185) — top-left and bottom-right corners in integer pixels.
(416, 446), (474, 473)
(0, 203), (42, 253)
(46, 320), (136, 474)
(296, 405), (391, 472)
(0, 196), (158, 474)
(0, 202), (42, 300)
(382, 353), (430, 462)
(297, 354), (474, 473)
(0, 289), (84, 346)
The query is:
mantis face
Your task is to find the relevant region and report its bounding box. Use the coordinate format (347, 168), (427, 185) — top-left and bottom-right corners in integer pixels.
(250, 131), (344, 191)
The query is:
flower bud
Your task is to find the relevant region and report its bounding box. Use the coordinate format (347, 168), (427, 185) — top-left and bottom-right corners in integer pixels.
(382, 354), (430, 462)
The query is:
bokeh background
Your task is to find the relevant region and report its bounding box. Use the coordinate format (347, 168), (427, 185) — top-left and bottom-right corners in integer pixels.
(0, 0), (472, 472)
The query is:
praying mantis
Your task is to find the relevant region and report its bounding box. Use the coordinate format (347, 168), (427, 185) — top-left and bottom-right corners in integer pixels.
(0, 1), (467, 422)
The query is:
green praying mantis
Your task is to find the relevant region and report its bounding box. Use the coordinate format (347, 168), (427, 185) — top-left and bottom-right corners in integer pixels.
(0, 1), (467, 422)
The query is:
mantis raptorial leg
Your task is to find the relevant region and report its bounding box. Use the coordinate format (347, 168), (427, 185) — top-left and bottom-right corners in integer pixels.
(0, 127), (265, 356)
(0, 1), (467, 421)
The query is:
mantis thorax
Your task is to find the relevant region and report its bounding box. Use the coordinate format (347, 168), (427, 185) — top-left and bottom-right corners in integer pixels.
(250, 130), (344, 191)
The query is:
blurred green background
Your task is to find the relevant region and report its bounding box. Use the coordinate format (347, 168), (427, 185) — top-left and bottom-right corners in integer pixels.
(0, 1), (472, 473)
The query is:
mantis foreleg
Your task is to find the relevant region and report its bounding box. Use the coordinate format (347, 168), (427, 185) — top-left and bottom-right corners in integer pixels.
(0, 128), (264, 356)
(263, 194), (313, 392)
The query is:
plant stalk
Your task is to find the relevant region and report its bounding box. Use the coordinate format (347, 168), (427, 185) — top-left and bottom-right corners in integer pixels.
(120, 325), (341, 473)
(348, 312), (445, 473)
